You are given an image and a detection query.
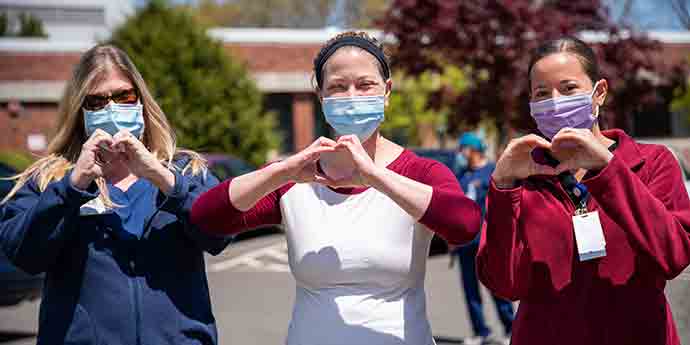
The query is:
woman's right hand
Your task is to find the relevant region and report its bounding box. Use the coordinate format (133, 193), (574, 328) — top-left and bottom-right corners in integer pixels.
(492, 134), (558, 189)
(70, 129), (114, 190)
(278, 137), (337, 184)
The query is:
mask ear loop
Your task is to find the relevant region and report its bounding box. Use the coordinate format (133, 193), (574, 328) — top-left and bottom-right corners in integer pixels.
(139, 103), (146, 142)
(590, 81), (603, 117)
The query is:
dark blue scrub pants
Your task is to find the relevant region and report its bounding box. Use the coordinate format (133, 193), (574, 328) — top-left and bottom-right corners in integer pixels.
(457, 238), (514, 337)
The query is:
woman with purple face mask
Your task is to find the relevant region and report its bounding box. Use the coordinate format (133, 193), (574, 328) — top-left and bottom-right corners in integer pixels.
(476, 36), (690, 345)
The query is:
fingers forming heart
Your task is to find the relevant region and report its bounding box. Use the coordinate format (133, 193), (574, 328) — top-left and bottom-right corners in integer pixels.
(309, 136), (338, 150)
(550, 131), (588, 169)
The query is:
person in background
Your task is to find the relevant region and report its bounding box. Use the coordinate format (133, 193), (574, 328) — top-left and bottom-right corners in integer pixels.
(190, 31), (481, 345)
(0, 45), (229, 345)
(477, 36), (690, 345)
(451, 132), (513, 345)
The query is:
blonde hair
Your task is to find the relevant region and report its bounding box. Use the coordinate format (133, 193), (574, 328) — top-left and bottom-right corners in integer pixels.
(2, 45), (206, 206)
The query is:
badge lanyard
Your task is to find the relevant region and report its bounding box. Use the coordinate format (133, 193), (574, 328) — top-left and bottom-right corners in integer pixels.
(560, 174), (606, 261)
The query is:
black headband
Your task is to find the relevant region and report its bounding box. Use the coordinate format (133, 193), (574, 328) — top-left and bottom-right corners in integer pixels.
(314, 36), (391, 89)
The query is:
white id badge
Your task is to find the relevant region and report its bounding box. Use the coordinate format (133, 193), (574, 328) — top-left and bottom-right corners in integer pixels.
(573, 211), (606, 261)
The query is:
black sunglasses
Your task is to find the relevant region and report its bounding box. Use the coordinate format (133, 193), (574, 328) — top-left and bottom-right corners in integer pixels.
(83, 88), (139, 111)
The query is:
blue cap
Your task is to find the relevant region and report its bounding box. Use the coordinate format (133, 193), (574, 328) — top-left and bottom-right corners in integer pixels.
(458, 132), (485, 152)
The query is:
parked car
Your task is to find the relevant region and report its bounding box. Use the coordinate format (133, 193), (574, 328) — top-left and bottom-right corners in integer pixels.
(203, 153), (281, 241)
(411, 148), (461, 256)
(0, 162), (44, 306)
(204, 153), (257, 181)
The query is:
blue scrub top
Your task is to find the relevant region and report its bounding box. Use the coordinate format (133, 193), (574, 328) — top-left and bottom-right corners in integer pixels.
(104, 178), (157, 238)
(457, 162), (495, 218)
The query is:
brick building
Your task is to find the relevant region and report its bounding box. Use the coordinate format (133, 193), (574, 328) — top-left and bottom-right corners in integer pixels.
(0, 26), (377, 156)
(1, 1), (690, 158)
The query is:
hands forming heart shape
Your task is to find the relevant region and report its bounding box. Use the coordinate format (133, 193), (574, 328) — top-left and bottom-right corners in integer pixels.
(282, 135), (380, 188)
(493, 128), (613, 187)
(71, 128), (160, 189)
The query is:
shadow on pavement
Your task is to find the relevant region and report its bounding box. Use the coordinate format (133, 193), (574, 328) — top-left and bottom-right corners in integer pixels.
(0, 331), (36, 342)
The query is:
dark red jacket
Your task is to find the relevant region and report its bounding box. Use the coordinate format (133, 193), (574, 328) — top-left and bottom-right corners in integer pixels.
(477, 129), (690, 345)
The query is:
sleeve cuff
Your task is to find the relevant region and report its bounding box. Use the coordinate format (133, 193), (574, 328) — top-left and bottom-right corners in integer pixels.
(157, 169), (190, 212)
(60, 171), (99, 206)
(419, 187), (482, 246)
(166, 169), (188, 198)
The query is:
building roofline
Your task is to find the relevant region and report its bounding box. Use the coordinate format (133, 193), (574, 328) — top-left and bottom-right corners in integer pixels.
(0, 38), (95, 53)
(207, 27), (385, 44)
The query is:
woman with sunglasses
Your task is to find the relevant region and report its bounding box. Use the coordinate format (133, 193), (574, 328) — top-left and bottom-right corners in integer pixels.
(476, 36), (690, 345)
(191, 31), (481, 345)
(0, 45), (230, 345)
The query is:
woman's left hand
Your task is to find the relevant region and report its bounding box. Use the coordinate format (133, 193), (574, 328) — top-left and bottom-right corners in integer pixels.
(551, 128), (613, 173)
(328, 135), (381, 188)
(112, 129), (175, 193)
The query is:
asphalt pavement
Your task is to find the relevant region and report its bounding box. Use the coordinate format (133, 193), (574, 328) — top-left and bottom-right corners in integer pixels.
(1, 234), (688, 344)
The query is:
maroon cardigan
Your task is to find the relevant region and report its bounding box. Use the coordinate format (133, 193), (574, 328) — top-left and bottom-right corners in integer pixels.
(477, 129), (690, 345)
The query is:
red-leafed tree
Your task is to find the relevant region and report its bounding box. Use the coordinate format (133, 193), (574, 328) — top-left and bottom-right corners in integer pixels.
(381, 0), (687, 140)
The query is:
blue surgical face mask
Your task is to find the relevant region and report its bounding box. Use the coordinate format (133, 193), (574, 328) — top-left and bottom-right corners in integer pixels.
(83, 101), (145, 139)
(321, 95), (385, 142)
(455, 152), (468, 172)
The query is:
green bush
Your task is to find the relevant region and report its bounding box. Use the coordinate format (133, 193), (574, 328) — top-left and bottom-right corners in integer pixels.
(110, 0), (279, 166)
(382, 65), (469, 146)
(0, 151), (35, 171)
(672, 67), (690, 127)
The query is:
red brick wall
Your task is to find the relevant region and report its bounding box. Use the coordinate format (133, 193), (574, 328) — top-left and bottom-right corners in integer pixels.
(0, 103), (59, 154)
(226, 44), (320, 73)
(0, 52), (81, 81)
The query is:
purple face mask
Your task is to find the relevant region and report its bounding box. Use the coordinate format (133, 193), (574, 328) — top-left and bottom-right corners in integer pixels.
(530, 82), (600, 140)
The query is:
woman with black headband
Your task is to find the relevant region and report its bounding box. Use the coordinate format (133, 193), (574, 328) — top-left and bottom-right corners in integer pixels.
(191, 31), (481, 345)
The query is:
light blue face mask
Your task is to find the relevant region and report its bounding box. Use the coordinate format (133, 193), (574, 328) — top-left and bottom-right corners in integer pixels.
(321, 95), (385, 142)
(83, 101), (145, 139)
(455, 152), (468, 172)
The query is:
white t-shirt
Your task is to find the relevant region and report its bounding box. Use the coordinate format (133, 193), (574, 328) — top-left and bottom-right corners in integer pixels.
(282, 183), (435, 345)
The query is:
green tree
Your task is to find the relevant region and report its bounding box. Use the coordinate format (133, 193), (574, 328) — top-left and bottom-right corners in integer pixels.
(18, 12), (47, 37)
(383, 0), (687, 138)
(110, 0), (279, 166)
(382, 64), (469, 146)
